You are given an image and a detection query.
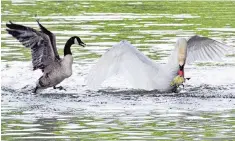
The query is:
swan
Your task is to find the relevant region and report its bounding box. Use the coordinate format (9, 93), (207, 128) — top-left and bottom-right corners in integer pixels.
(6, 20), (86, 93)
(86, 36), (229, 92)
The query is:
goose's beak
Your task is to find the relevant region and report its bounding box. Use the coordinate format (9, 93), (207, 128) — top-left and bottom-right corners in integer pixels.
(79, 41), (86, 47)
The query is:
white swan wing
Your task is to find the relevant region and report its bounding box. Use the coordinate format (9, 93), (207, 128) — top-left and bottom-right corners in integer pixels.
(186, 35), (229, 64)
(86, 40), (160, 90)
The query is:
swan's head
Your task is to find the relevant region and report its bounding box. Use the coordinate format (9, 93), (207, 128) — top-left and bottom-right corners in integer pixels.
(73, 36), (86, 47)
(170, 38), (188, 88)
(176, 38), (187, 76)
(176, 38), (187, 49)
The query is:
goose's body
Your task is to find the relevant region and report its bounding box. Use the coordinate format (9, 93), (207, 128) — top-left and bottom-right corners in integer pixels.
(37, 55), (73, 89)
(6, 21), (85, 93)
(87, 36), (229, 92)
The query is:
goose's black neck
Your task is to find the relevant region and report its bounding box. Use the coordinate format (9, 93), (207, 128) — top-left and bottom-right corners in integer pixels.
(64, 37), (74, 56)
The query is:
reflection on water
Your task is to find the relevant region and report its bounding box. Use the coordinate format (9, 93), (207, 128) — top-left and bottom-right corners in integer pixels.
(2, 84), (235, 140)
(1, 0), (235, 140)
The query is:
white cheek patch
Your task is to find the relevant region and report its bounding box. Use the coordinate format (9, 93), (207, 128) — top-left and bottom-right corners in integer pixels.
(74, 39), (79, 44)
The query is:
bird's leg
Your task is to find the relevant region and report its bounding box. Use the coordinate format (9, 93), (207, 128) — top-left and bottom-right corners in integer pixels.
(53, 86), (66, 91)
(33, 86), (38, 93)
(172, 86), (178, 93)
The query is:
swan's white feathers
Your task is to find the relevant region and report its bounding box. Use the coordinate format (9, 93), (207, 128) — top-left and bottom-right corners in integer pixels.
(186, 35), (229, 64)
(86, 41), (161, 90)
(86, 36), (230, 91)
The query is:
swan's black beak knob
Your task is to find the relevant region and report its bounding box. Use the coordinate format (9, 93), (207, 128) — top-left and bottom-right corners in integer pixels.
(178, 65), (184, 77)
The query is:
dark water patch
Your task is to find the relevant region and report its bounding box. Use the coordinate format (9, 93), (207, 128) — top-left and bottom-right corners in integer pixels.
(96, 84), (235, 99)
(2, 83), (235, 100)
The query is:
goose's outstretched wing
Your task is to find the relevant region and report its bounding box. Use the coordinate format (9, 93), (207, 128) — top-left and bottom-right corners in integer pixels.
(6, 21), (55, 70)
(86, 41), (160, 90)
(186, 35), (229, 64)
(36, 20), (60, 60)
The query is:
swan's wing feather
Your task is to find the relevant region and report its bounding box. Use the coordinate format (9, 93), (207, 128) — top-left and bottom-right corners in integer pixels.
(6, 22), (55, 70)
(186, 35), (229, 64)
(86, 41), (160, 90)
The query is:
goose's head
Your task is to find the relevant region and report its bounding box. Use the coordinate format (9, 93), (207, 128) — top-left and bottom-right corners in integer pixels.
(72, 36), (86, 47)
(176, 38), (187, 77)
(64, 36), (86, 56)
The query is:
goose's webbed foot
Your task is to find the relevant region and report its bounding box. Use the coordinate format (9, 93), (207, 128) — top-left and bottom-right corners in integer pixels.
(172, 86), (178, 93)
(53, 86), (66, 91)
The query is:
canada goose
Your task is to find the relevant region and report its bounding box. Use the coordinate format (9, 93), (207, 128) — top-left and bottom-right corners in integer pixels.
(6, 20), (85, 93)
(86, 36), (229, 92)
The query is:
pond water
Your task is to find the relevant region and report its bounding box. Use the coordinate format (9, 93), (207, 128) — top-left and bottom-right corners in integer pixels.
(1, 1), (235, 140)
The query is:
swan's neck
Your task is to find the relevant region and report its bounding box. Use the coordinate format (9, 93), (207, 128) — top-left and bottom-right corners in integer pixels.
(64, 37), (74, 56)
(164, 40), (187, 77)
(165, 48), (179, 74)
